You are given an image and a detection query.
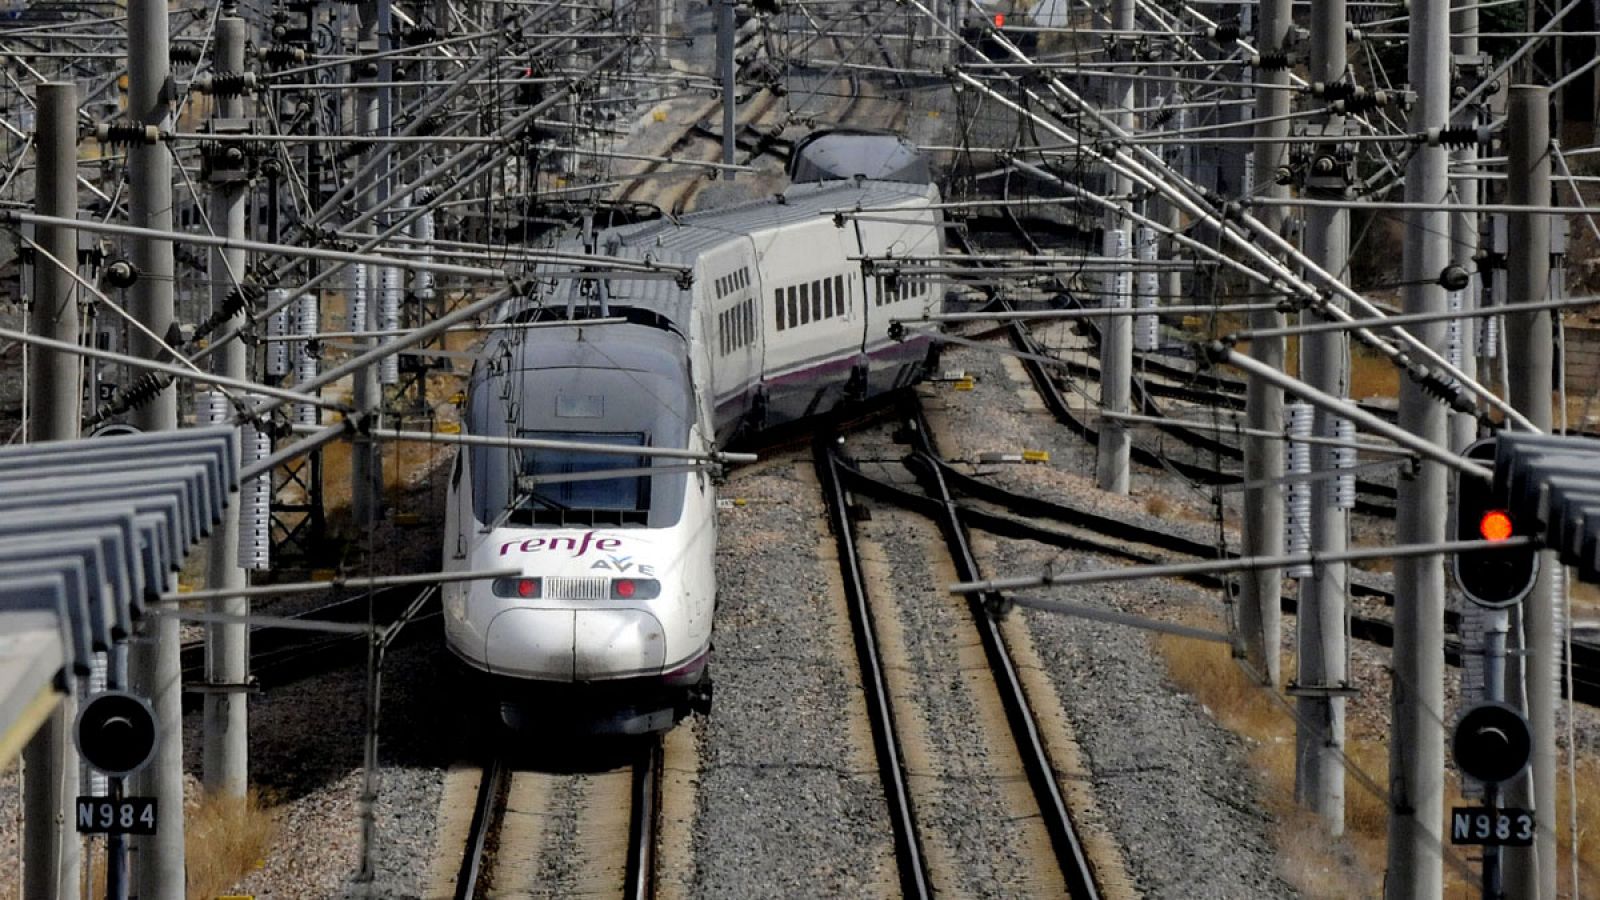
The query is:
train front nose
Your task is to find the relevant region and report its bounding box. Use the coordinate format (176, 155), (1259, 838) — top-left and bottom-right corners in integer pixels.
(483, 608), (668, 680)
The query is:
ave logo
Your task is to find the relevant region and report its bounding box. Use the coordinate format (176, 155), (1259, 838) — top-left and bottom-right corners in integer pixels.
(590, 555), (654, 576)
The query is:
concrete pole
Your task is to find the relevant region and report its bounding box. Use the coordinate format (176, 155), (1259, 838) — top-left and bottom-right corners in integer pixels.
(202, 16), (250, 801)
(1298, 0), (1349, 836)
(126, 0), (186, 890)
(718, 0), (736, 180)
(1388, 0), (1451, 890)
(1096, 0), (1134, 495)
(1449, 0), (1482, 454)
(1502, 83), (1556, 900)
(351, 0), (386, 527)
(22, 81), (82, 900)
(1239, 0), (1290, 690)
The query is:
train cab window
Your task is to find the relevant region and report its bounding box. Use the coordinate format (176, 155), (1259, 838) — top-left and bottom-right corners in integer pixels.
(788, 286), (800, 326)
(775, 289), (786, 331)
(515, 431), (649, 525)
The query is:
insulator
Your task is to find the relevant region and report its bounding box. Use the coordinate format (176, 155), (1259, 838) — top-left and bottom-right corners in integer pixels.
(193, 282), (265, 343)
(1211, 22), (1241, 42)
(1102, 228), (1130, 311)
(1133, 227), (1159, 352)
(410, 206), (436, 301)
(170, 44), (203, 64)
(404, 25), (440, 45)
(1480, 306), (1500, 359)
(1286, 402), (1313, 578)
(259, 44), (306, 67)
(267, 290), (292, 377)
(1319, 81), (1357, 102)
(205, 72), (256, 97)
(294, 292), (320, 426)
(94, 123), (161, 146)
(379, 266), (401, 385)
(1341, 91), (1388, 114)
(348, 264), (369, 333)
(1445, 289), (1464, 372)
(93, 371), (173, 424)
(1254, 50), (1290, 71)
(238, 416), (272, 571)
(1436, 125), (1479, 148)
(1333, 417), (1356, 511)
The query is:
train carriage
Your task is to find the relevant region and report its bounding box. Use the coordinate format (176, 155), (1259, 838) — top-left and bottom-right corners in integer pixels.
(442, 131), (945, 733)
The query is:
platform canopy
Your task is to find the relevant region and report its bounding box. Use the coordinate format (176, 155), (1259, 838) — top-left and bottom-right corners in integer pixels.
(0, 426), (238, 767)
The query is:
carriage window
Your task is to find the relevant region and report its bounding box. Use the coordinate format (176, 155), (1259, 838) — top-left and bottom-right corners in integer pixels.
(823, 278), (834, 317)
(742, 300), (752, 344)
(798, 283), (810, 324)
(812, 281), (823, 321)
(787, 286), (799, 328)
(775, 289), (785, 331)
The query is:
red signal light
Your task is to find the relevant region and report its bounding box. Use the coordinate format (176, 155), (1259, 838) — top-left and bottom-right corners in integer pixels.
(1479, 509), (1514, 542)
(517, 578), (538, 598)
(993, 12), (1005, 27)
(614, 579), (636, 599)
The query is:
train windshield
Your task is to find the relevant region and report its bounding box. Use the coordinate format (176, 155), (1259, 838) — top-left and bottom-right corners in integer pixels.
(513, 431), (650, 525)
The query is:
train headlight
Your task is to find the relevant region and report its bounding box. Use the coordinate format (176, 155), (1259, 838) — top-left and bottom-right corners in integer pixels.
(611, 578), (660, 600)
(491, 577), (542, 599)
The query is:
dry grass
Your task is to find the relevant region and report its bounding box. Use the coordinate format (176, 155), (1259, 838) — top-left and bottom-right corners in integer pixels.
(1143, 493), (1171, 518)
(1158, 626), (1600, 896)
(183, 791), (275, 899)
(1558, 757), (1600, 891)
(1156, 630), (1409, 897)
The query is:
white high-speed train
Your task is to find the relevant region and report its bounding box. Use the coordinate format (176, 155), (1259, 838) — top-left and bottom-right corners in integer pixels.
(442, 130), (945, 733)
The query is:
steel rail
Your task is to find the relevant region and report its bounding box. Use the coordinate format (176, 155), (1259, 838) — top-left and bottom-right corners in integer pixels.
(454, 755), (508, 900)
(896, 398), (1100, 899)
(815, 431), (933, 900)
(623, 738), (662, 900)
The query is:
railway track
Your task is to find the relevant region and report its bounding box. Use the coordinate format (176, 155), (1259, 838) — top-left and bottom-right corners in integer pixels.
(451, 739), (661, 900)
(946, 226), (1402, 515)
(817, 414), (1103, 897)
(826, 390), (1600, 706)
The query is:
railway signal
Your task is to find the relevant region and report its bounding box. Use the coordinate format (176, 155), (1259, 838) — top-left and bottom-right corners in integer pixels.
(74, 691), (158, 777)
(1453, 439), (1539, 609)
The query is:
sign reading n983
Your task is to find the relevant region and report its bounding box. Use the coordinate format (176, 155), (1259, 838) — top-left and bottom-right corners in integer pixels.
(1450, 807), (1534, 847)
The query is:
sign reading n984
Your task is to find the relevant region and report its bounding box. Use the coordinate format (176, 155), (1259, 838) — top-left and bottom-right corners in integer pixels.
(75, 797), (157, 835)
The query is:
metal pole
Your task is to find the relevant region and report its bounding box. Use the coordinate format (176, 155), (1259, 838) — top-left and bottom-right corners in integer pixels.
(22, 80), (81, 900)
(1239, 0), (1290, 691)
(202, 16), (250, 802)
(127, 0), (186, 889)
(1502, 83), (1556, 900)
(352, 0), (387, 528)
(1482, 612), (1510, 899)
(1388, 0), (1452, 887)
(1096, 0), (1135, 494)
(1299, 0), (1350, 835)
(718, 0), (736, 180)
(1450, 0), (1483, 453)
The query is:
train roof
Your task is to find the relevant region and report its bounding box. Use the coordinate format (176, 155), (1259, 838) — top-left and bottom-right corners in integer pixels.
(511, 178), (941, 326)
(603, 177), (939, 258)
